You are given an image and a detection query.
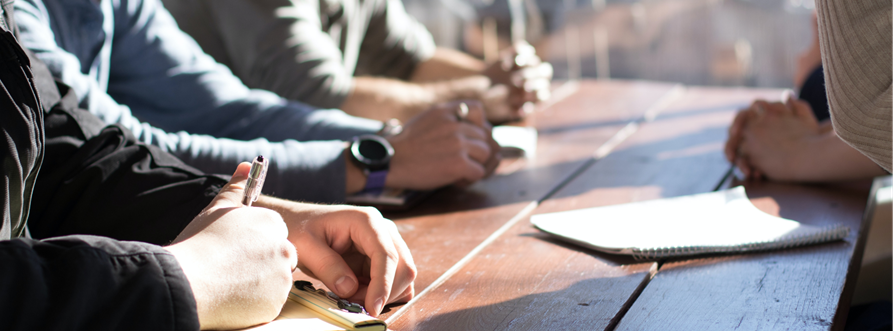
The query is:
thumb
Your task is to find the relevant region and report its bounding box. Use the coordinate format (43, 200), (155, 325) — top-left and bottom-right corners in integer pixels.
(207, 162), (253, 209)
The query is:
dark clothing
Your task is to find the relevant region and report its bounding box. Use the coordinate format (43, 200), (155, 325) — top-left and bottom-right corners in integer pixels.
(845, 301), (893, 331)
(1, 0), (225, 328)
(799, 65), (830, 122)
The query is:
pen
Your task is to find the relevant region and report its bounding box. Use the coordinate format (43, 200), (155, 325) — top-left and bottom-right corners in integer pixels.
(242, 155), (268, 207)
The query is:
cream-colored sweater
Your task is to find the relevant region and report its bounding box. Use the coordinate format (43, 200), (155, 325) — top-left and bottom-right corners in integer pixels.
(816, 0), (892, 172)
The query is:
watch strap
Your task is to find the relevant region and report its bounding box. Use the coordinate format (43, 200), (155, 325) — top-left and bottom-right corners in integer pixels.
(362, 169), (388, 194)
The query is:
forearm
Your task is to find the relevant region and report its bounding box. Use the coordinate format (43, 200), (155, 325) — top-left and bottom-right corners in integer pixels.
(410, 47), (486, 83)
(340, 77), (437, 121)
(792, 131), (887, 182)
(341, 76), (489, 122)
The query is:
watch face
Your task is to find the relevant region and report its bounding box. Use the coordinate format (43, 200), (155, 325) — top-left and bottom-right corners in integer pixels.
(359, 139), (388, 160)
(352, 135), (394, 170)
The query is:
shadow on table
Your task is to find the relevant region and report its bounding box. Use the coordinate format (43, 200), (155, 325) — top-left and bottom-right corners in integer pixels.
(398, 276), (648, 331)
(520, 231), (641, 266)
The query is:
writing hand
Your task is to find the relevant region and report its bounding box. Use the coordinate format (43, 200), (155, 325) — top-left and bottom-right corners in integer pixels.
(165, 163), (297, 329)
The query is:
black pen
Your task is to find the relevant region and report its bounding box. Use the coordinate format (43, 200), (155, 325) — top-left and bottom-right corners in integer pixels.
(242, 155), (268, 207)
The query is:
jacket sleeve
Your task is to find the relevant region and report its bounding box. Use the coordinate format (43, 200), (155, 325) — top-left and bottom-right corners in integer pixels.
(13, 0), (382, 203)
(0, 28), (43, 240)
(0, 236), (200, 331)
(0, 24), (199, 330)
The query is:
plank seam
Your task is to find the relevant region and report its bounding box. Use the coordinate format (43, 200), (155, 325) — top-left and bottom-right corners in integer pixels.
(386, 84), (686, 326)
(604, 263), (659, 331)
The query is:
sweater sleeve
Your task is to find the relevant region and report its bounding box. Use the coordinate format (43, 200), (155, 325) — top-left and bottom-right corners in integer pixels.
(815, 0), (892, 172)
(0, 236), (199, 331)
(164, 0), (356, 109)
(354, 0), (436, 80)
(13, 0), (383, 203)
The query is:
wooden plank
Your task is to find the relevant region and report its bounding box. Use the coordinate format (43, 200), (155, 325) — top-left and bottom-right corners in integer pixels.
(614, 181), (871, 331)
(388, 86), (786, 329)
(615, 181), (870, 331)
(282, 81), (676, 317)
(373, 81), (679, 320)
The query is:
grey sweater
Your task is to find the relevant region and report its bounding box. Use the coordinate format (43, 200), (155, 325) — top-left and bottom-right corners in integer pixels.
(163, 0), (437, 109)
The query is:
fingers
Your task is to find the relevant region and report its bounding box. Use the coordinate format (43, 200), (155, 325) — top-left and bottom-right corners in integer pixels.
(292, 235), (360, 299)
(789, 97), (820, 128)
(512, 64), (553, 88)
(361, 230), (398, 317)
(751, 100), (774, 117)
(454, 101), (501, 179)
(455, 100), (489, 129)
(459, 125), (493, 165)
(360, 221), (415, 316)
(457, 154), (488, 184)
(483, 141), (502, 177)
(293, 208), (416, 317)
(386, 223), (416, 304)
(725, 109), (750, 162)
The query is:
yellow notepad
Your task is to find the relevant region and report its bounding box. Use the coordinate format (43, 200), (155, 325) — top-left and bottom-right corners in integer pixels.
(244, 282), (386, 331)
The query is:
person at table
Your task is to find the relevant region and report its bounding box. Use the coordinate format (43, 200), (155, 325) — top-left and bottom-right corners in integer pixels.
(13, 0), (501, 205)
(724, 1), (890, 182)
(161, 0), (554, 123)
(2, 11), (413, 329)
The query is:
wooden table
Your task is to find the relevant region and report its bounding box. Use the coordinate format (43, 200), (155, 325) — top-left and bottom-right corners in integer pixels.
(373, 80), (871, 330)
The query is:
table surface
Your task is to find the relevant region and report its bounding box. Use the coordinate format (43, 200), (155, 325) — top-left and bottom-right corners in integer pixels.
(361, 80), (871, 330)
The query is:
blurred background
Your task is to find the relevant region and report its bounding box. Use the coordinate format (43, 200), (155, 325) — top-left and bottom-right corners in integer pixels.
(403, 0), (817, 88)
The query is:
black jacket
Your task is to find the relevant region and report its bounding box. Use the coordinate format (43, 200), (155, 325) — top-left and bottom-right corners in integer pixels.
(0, 1), (229, 328)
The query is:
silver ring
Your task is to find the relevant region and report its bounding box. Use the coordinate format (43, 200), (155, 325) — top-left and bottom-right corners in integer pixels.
(457, 102), (469, 122)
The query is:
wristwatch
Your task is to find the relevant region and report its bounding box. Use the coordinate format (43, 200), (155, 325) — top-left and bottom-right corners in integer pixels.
(350, 134), (394, 193)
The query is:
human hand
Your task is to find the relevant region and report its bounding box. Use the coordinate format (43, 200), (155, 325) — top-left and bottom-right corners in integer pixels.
(256, 200), (416, 317)
(726, 97), (822, 181)
(386, 100), (501, 190)
(165, 163), (297, 330)
(482, 41), (553, 122)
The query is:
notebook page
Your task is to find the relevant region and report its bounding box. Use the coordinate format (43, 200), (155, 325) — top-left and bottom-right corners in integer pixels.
(531, 187), (846, 256)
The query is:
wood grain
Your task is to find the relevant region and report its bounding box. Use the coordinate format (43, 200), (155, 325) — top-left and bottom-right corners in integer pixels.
(611, 132), (871, 328)
(373, 80), (680, 322)
(389, 86), (787, 329)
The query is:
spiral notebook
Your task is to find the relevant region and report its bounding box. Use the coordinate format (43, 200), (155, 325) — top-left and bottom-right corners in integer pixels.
(531, 186), (849, 260)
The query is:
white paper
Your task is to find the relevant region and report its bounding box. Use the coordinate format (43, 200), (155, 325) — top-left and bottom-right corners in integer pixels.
(531, 187), (846, 256)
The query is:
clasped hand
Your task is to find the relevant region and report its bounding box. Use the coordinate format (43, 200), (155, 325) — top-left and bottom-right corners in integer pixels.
(387, 100), (501, 190)
(482, 41), (553, 122)
(724, 95), (827, 181)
